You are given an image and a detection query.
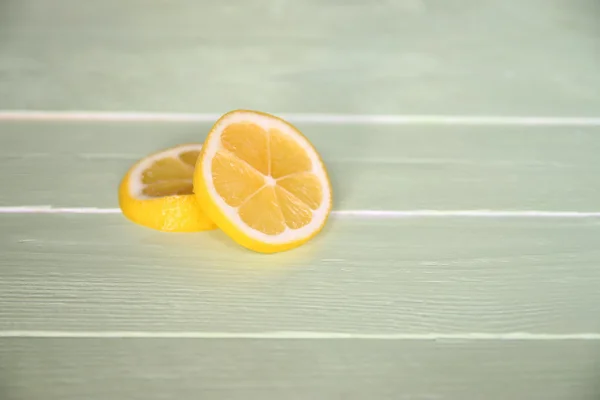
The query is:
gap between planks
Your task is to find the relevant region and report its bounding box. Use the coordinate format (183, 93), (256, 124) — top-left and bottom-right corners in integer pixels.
(0, 331), (599, 340)
(0, 206), (600, 218)
(2, 110), (600, 126)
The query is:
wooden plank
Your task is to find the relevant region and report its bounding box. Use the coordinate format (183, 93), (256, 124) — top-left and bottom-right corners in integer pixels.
(1, 1), (599, 114)
(2, 214), (600, 333)
(1, 338), (598, 400)
(1, 121), (600, 210)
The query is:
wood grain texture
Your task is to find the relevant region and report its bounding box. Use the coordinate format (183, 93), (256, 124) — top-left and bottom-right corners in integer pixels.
(2, 214), (600, 333)
(1, 121), (600, 211)
(2, 0), (600, 398)
(1, 0), (599, 114)
(1, 339), (599, 400)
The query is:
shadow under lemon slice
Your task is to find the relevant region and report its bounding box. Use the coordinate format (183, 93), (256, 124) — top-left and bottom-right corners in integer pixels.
(119, 143), (216, 232)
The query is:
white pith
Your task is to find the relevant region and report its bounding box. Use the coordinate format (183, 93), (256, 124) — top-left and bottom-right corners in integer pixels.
(202, 111), (332, 245)
(128, 144), (201, 200)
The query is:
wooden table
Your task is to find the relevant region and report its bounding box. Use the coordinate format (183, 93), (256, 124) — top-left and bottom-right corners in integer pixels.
(1, 1), (599, 399)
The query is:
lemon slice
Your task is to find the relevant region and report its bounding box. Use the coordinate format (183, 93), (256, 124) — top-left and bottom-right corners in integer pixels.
(119, 143), (216, 232)
(193, 110), (333, 253)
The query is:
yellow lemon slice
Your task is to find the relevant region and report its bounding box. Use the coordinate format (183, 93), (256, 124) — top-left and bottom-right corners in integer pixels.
(193, 110), (333, 253)
(119, 143), (216, 232)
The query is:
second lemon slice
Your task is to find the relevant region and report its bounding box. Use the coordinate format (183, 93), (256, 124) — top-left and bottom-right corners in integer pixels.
(193, 110), (333, 253)
(119, 143), (216, 232)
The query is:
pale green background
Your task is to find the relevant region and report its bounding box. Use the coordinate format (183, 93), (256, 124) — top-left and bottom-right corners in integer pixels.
(1, 1), (600, 399)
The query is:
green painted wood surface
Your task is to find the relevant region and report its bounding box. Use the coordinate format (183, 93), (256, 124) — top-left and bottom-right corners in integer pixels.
(2, 215), (600, 333)
(2, 340), (599, 400)
(1, 121), (600, 211)
(2, 0), (600, 399)
(1, 0), (600, 114)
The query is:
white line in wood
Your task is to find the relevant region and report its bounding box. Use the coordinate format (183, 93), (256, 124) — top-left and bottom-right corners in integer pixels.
(0, 206), (121, 214)
(2, 110), (600, 126)
(334, 210), (600, 218)
(0, 331), (599, 340)
(1, 206), (600, 218)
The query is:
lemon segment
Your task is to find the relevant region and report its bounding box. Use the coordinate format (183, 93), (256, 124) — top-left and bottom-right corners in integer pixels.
(193, 110), (333, 253)
(118, 143), (216, 232)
